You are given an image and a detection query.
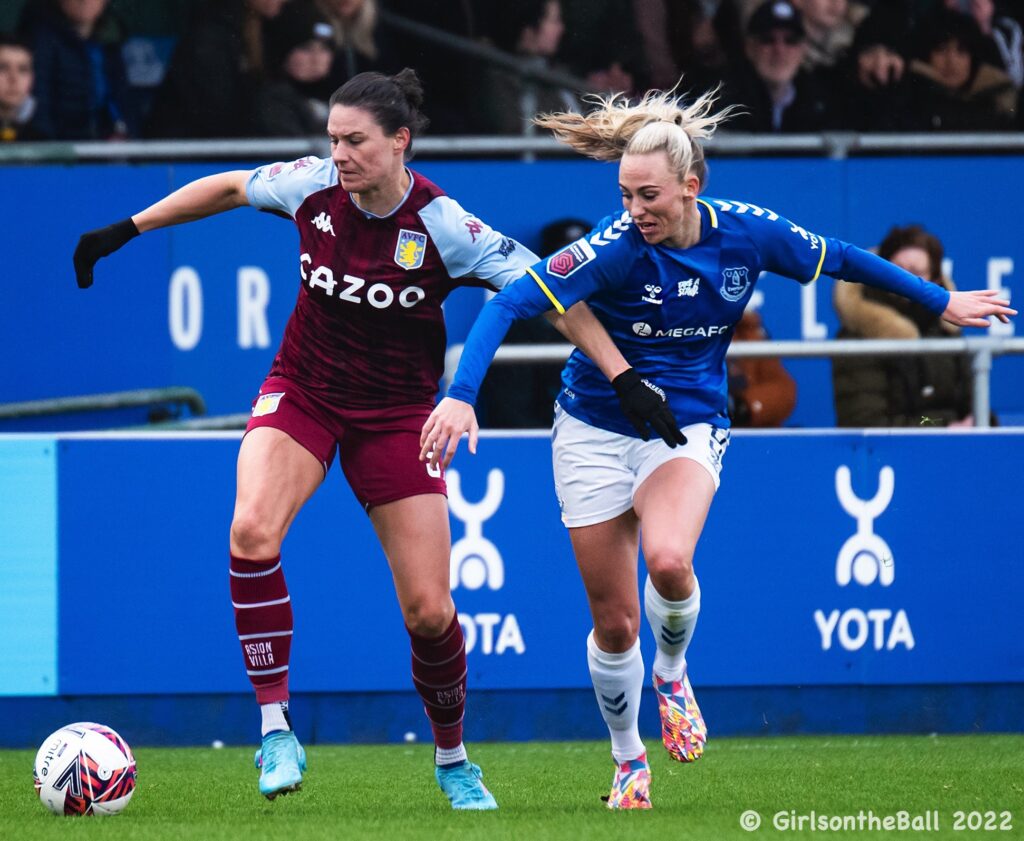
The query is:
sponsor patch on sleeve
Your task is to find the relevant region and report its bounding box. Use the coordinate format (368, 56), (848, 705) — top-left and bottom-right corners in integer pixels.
(252, 392), (285, 417)
(546, 238), (596, 278)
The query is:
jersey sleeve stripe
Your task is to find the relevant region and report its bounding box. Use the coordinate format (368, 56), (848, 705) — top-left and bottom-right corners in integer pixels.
(696, 198), (718, 228)
(809, 237), (827, 283)
(525, 267), (566, 314)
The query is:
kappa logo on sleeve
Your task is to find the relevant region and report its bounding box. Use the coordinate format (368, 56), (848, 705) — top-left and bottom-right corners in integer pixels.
(546, 238), (596, 278)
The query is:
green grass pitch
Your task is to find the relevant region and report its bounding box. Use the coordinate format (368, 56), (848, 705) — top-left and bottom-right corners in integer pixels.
(2, 736), (1022, 840)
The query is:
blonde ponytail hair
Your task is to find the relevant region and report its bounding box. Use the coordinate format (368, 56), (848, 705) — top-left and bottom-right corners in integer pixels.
(533, 87), (735, 186)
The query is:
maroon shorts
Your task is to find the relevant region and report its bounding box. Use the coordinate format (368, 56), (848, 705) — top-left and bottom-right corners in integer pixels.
(245, 376), (446, 509)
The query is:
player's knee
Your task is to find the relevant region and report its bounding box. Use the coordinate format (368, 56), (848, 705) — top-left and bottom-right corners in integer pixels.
(592, 610), (640, 653)
(403, 597), (454, 638)
(646, 546), (696, 597)
(229, 513), (283, 559)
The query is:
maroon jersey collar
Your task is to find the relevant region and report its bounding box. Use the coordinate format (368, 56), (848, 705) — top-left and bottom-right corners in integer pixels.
(350, 167), (416, 220)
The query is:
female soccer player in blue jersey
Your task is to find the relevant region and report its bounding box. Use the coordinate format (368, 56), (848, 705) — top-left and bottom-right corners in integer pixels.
(420, 88), (1016, 809)
(72, 69), (624, 811)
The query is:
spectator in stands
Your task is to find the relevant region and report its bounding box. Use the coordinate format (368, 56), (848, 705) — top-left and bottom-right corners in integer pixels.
(146, 0), (288, 138)
(383, 0), (482, 134)
(255, 2), (335, 135)
(631, 0), (681, 91)
(477, 0), (579, 135)
(559, 0), (643, 96)
(719, 0), (837, 131)
(728, 310), (797, 427)
(0, 35), (46, 140)
(664, 0), (745, 94)
(477, 218), (588, 427)
(945, 0), (1023, 87)
(791, 0), (868, 72)
(314, 0), (393, 93)
(902, 8), (1017, 130)
(838, 3), (914, 130)
(20, 0), (131, 139)
(832, 224), (976, 427)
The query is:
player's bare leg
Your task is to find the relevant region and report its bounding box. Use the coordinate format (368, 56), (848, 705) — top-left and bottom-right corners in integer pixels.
(231, 427), (324, 799)
(570, 511), (652, 808)
(634, 459), (715, 762)
(370, 493), (497, 810)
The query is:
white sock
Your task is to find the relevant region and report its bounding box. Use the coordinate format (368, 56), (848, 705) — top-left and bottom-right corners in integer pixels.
(645, 575), (700, 683)
(435, 743), (468, 767)
(260, 701), (290, 736)
(586, 631), (645, 763)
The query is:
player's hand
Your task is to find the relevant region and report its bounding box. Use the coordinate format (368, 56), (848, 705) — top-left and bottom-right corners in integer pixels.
(941, 289), (1016, 328)
(612, 368), (687, 448)
(73, 217), (139, 288)
(420, 397), (479, 471)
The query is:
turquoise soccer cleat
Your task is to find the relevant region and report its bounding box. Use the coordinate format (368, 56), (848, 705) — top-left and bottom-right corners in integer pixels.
(435, 761), (498, 810)
(254, 731), (307, 800)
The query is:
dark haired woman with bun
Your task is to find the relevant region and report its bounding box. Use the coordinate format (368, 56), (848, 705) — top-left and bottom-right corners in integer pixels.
(73, 68), (618, 808)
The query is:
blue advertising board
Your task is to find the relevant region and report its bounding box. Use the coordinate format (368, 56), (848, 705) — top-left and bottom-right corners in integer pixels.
(1, 429), (1021, 702)
(2, 157), (1022, 428)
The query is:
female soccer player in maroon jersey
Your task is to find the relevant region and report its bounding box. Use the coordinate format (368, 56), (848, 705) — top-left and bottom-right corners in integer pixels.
(73, 68), (651, 808)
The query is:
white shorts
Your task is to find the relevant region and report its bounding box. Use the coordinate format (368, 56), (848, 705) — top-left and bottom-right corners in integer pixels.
(551, 405), (730, 528)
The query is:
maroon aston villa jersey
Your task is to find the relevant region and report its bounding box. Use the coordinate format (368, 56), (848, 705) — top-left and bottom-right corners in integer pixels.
(246, 157), (538, 409)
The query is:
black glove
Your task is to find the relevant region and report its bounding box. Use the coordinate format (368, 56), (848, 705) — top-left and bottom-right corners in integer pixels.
(612, 368), (687, 448)
(729, 392), (752, 427)
(73, 217), (139, 288)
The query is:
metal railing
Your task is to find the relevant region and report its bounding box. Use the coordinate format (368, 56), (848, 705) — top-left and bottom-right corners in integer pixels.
(0, 387), (206, 421)
(445, 336), (1024, 429)
(4, 132), (1024, 164)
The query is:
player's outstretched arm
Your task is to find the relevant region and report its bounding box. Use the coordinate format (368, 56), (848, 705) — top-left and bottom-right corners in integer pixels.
(833, 246), (1017, 327)
(74, 170), (251, 289)
(941, 289), (1016, 328)
(420, 398), (478, 472)
(552, 303), (686, 448)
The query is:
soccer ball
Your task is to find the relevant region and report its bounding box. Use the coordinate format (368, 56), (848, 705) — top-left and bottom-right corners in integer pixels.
(33, 722), (137, 816)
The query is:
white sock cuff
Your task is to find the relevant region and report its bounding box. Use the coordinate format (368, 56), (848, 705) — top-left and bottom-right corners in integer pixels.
(645, 575), (700, 617)
(435, 743), (468, 766)
(586, 630), (641, 666)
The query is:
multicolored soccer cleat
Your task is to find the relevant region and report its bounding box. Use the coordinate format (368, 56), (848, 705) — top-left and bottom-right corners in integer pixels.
(254, 730), (307, 800)
(435, 761), (498, 810)
(604, 752), (652, 809)
(654, 669), (707, 762)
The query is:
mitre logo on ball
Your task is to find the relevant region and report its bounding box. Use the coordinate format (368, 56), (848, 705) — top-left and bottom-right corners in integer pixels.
(34, 722), (137, 817)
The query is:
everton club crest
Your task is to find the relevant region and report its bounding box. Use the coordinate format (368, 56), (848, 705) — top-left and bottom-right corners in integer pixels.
(394, 229), (427, 270)
(720, 266), (751, 302)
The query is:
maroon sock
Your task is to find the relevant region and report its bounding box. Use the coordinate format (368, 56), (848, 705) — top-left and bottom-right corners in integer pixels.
(408, 613), (467, 749)
(230, 554), (292, 704)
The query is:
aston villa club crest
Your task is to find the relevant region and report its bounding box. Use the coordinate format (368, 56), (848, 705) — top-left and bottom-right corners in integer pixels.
(720, 266), (751, 302)
(394, 229), (427, 270)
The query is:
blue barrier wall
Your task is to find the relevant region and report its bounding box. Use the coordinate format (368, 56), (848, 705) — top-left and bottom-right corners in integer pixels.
(3, 157), (1022, 427)
(1, 430), (1021, 746)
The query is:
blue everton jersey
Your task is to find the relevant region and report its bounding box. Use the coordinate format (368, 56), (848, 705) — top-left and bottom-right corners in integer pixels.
(448, 196), (950, 438)
(532, 199), (845, 434)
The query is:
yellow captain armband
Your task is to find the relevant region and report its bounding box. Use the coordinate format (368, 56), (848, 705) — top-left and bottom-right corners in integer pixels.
(809, 237), (828, 283)
(525, 267), (565, 314)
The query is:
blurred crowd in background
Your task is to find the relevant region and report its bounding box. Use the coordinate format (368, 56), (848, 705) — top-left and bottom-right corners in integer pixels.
(0, 1), (994, 430)
(3, 0), (1024, 142)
